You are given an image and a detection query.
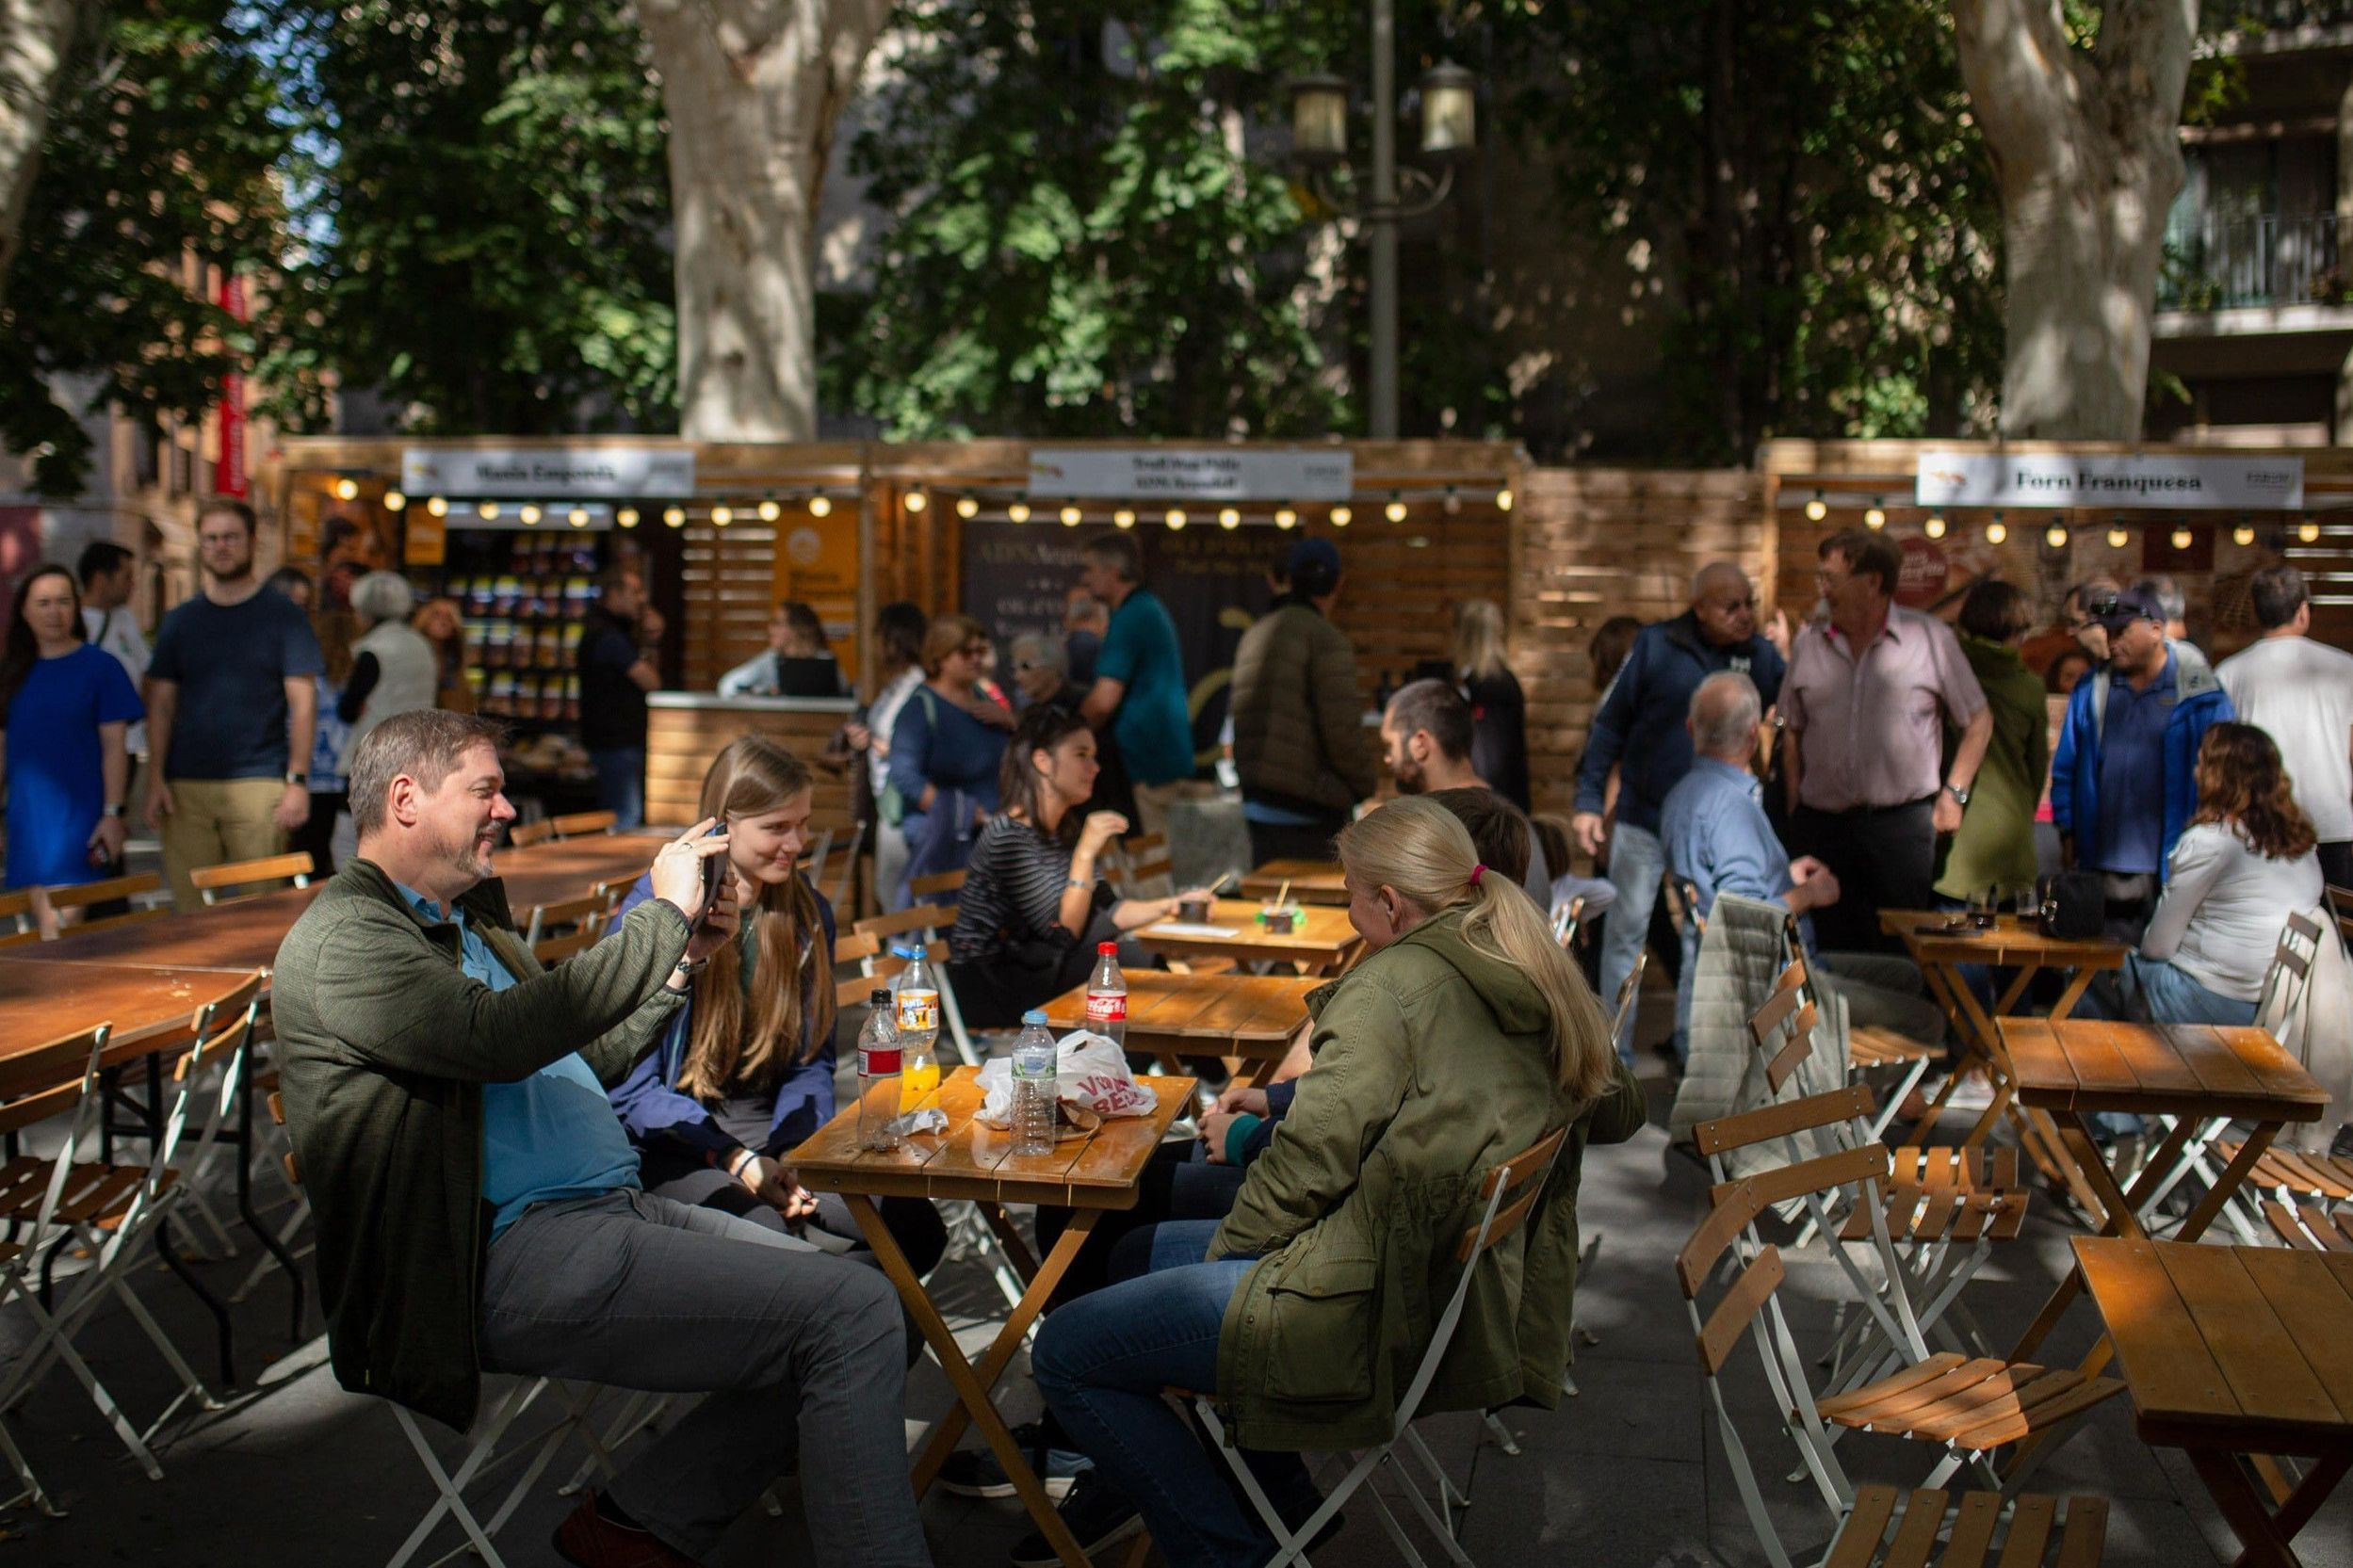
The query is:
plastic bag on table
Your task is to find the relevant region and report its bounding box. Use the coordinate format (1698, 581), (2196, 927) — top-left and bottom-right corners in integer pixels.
(973, 1029), (1160, 1127)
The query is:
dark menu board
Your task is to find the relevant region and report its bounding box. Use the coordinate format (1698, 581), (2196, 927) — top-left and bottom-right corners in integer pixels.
(961, 523), (1278, 774)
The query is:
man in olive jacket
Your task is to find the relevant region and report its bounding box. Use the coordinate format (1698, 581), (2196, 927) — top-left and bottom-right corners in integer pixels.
(1229, 538), (1379, 865)
(272, 711), (931, 1568)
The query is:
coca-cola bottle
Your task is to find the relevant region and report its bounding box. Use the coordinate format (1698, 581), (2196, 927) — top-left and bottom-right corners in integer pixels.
(1084, 942), (1127, 1054)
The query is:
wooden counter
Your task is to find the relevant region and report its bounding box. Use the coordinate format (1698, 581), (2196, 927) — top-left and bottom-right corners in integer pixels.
(644, 692), (858, 832)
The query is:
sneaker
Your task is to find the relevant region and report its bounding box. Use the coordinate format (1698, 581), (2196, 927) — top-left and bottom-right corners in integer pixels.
(553, 1493), (703, 1568)
(938, 1423), (1090, 1500)
(1008, 1470), (1144, 1568)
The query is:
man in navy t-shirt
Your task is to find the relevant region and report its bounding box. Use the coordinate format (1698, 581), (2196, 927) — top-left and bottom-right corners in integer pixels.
(145, 498), (325, 908)
(576, 561), (663, 829)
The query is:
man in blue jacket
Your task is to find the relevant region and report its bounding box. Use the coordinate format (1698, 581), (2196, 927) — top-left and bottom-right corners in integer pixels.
(1572, 563), (1785, 1061)
(2053, 586), (2234, 943)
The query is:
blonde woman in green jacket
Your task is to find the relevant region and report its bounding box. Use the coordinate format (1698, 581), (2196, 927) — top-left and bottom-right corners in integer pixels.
(1031, 795), (1644, 1568)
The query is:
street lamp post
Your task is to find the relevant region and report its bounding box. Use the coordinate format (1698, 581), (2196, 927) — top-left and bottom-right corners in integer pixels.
(1289, 1), (1477, 439)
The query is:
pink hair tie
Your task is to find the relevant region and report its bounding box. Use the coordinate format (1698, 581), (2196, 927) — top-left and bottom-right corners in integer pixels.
(1469, 863), (1486, 889)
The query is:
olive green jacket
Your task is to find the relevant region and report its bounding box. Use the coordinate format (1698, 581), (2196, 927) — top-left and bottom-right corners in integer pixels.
(271, 858), (690, 1430)
(1209, 909), (1646, 1450)
(1934, 636), (2048, 900)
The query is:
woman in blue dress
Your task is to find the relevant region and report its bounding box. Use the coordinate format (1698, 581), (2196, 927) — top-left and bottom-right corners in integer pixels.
(0, 564), (143, 894)
(885, 613), (1011, 908)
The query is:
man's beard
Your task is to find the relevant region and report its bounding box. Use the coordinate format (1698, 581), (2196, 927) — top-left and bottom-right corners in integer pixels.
(1392, 758), (1426, 796)
(448, 830), (495, 884)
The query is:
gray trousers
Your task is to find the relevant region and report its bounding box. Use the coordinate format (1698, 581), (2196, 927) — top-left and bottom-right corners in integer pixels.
(1817, 950), (1950, 1049)
(479, 1190), (932, 1565)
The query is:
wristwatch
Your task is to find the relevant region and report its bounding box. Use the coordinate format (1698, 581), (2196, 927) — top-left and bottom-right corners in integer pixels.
(1942, 782), (1971, 806)
(284, 771), (309, 787)
(103, 802), (126, 819)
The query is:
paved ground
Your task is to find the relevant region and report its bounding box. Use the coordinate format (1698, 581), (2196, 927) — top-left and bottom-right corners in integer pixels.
(0, 986), (2345, 1568)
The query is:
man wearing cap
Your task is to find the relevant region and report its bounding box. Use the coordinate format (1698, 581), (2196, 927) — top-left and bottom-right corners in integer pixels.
(2052, 586), (2234, 942)
(1228, 539), (1379, 865)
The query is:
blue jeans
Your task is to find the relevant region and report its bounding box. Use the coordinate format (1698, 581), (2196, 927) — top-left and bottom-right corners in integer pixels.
(1035, 1248), (1312, 1568)
(1598, 822), (1666, 1064)
(589, 747), (645, 830)
(2107, 953), (2260, 1026)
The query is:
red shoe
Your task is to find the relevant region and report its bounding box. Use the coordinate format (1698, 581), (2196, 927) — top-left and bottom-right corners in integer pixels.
(553, 1493), (705, 1568)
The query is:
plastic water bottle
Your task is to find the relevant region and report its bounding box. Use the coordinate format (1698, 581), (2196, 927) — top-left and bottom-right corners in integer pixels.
(1085, 942), (1128, 1054)
(1011, 1010), (1059, 1157)
(856, 989), (904, 1152)
(890, 944), (942, 1109)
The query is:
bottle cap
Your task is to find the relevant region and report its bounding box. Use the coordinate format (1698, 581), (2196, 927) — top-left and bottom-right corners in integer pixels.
(1097, 942), (1117, 955)
(1022, 1010), (1048, 1025)
(892, 943), (917, 960)
(868, 988), (891, 1006)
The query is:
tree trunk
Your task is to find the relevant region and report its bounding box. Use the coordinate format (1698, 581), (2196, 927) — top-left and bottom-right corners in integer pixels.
(637, 0), (892, 441)
(0, 0), (89, 292)
(1955, 0), (2198, 440)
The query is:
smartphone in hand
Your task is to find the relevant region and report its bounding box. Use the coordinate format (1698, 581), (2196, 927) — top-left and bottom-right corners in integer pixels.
(698, 822), (729, 927)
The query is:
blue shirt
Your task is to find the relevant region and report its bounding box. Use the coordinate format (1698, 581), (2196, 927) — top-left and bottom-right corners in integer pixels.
(2093, 653), (2177, 877)
(1573, 612), (1786, 833)
(2, 645), (143, 889)
(393, 883), (641, 1242)
(1098, 589), (1193, 786)
(148, 588), (324, 780)
(1660, 756), (1810, 947)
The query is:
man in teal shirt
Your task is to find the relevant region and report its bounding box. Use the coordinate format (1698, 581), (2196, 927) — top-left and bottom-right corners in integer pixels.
(1078, 533), (1196, 839)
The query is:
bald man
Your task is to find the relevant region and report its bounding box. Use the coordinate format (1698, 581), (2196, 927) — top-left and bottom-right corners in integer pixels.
(1572, 563), (1785, 1064)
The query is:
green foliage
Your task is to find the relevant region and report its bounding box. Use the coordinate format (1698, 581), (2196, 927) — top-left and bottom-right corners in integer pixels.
(0, 1), (290, 495)
(835, 1), (1352, 440)
(257, 0), (675, 436)
(1487, 0), (2005, 461)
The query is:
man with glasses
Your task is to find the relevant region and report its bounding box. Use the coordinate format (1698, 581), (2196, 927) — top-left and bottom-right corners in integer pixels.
(1572, 561), (1784, 1063)
(1782, 528), (1990, 953)
(2053, 586), (2234, 942)
(2020, 575), (2119, 675)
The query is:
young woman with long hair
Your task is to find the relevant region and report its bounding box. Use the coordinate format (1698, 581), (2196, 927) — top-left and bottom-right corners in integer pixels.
(1025, 795), (1642, 1567)
(0, 565), (141, 893)
(608, 735), (945, 1272)
(2101, 721), (2324, 1026)
(1451, 598), (1529, 810)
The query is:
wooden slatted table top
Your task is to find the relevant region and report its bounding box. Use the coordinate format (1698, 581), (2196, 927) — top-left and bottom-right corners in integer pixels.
(788, 1064), (1196, 1211)
(495, 835), (660, 910)
(1041, 972), (1318, 1059)
(1134, 898), (1362, 972)
(1238, 861), (1348, 906)
(1878, 909), (2127, 968)
(2001, 1019), (2329, 1123)
(0, 959), (263, 1064)
(2074, 1237), (2353, 1453)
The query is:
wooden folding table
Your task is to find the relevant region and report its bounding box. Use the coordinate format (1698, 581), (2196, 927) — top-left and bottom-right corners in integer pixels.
(2002, 1019), (2328, 1375)
(1134, 898), (1362, 975)
(788, 1065), (1196, 1568)
(1237, 860), (1347, 906)
(1042, 971), (1317, 1087)
(2076, 1237), (2353, 1567)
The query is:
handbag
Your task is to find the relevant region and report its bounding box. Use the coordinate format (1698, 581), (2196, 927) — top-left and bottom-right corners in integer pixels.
(2036, 870), (2103, 941)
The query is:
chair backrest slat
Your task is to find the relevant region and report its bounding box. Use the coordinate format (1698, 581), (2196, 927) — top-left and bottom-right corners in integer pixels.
(0, 1026), (107, 1136)
(1677, 1182), (1763, 1297)
(909, 868), (967, 899)
(1692, 1084), (1876, 1157)
(549, 810), (618, 838)
(835, 929), (882, 964)
(1697, 1246), (1785, 1375)
(853, 902), (956, 943)
(509, 819), (556, 848)
(1706, 1141), (1891, 1211)
(189, 851), (314, 904)
(1609, 951), (1647, 1042)
(39, 871), (165, 919)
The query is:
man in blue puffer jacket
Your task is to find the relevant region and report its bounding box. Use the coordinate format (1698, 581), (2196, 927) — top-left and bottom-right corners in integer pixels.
(2052, 587), (2234, 943)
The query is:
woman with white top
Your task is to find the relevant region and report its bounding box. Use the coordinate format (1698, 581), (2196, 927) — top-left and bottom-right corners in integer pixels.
(2112, 721), (2323, 1026)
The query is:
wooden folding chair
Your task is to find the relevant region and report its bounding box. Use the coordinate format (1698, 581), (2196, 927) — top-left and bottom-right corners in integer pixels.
(37, 871), (170, 938)
(1109, 832), (1173, 898)
(1678, 1183), (2111, 1568)
(524, 892), (612, 955)
(189, 851), (315, 907)
(508, 818), (556, 849)
(852, 904), (980, 1066)
(0, 889), (34, 942)
(2259, 1196), (2353, 1252)
(1771, 939), (1942, 1148)
(908, 867), (967, 901)
(549, 810), (618, 839)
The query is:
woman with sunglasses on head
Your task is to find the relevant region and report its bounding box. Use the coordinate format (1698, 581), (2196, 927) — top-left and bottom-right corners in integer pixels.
(608, 735), (947, 1277)
(884, 613), (1012, 908)
(0, 565), (141, 898)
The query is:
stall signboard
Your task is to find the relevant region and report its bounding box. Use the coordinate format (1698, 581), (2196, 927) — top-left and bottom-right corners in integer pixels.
(1029, 446), (1353, 501)
(401, 445), (695, 500)
(1914, 450), (2303, 510)
(774, 513), (862, 682)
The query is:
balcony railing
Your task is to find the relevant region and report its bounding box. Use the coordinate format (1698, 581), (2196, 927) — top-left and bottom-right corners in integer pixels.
(2159, 211), (2344, 311)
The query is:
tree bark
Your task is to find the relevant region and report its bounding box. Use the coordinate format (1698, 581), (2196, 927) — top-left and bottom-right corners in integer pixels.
(0, 0), (89, 293)
(1955, 0), (2198, 440)
(637, 0), (892, 441)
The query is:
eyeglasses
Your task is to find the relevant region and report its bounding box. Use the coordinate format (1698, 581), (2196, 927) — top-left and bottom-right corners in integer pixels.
(959, 642), (990, 657)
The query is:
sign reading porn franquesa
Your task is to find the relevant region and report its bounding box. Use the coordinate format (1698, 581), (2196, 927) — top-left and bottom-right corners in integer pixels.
(1915, 451), (2304, 511)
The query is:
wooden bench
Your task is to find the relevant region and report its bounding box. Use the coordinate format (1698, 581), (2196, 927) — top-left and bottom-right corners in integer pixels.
(189, 851), (314, 907)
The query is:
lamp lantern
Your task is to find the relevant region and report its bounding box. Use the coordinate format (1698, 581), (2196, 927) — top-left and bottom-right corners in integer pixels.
(1288, 73), (1349, 165)
(1419, 60), (1476, 157)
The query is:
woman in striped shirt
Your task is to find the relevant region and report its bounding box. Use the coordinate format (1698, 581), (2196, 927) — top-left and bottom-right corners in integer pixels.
(949, 704), (1203, 1029)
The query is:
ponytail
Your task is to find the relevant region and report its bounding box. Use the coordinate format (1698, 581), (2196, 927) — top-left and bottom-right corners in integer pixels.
(1337, 798), (1615, 1102)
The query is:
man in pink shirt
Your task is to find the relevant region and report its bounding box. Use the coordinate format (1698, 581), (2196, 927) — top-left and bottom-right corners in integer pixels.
(1782, 528), (1993, 952)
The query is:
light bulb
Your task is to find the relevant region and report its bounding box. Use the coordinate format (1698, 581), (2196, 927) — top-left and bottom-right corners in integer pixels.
(477, 501), (500, 521)
(1985, 520), (2007, 544)
(1113, 509), (1136, 530)
(1218, 508), (1241, 530)
(382, 490), (407, 511)
(1165, 508), (1187, 530)
(808, 494), (833, 518)
(2300, 518), (2322, 542)
(1804, 492), (1827, 522)
(1923, 514), (1946, 540)
(2045, 523), (2069, 549)
(662, 506), (686, 528)
(2107, 526), (2129, 549)
(905, 489), (928, 513)
(1274, 507), (1298, 530)
(616, 507), (640, 529)
(710, 505), (732, 526)
(1330, 505), (1352, 527)
(567, 507), (590, 528)
(1495, 487), (1514, 512)
(425, 496), (448, 518)
(758, 498), (782, 523)
(955, 495), (980, 520)
(1442, 488), (1461, 515)
(519, 503), (543, 525)
(1061, 504), (1083, 527)
(1864, 504), (1886, 529)
(333, 477), (359, 501)
(1007, 499), (1031, 524)
(2170, 525), (2193, 551)
(2232, 525), (2254, 546)
(1385, 494), (1407, 523)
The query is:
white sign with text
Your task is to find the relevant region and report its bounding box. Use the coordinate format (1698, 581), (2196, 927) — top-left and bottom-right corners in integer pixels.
(401, 445), (696, 499)
(1028, 446), (1354, 501)
(1913, 450), (2303, 510)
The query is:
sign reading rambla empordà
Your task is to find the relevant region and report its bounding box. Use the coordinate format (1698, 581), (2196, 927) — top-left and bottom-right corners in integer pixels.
(1914, 450), (2303, 511)
(401, 445), (696, 500)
